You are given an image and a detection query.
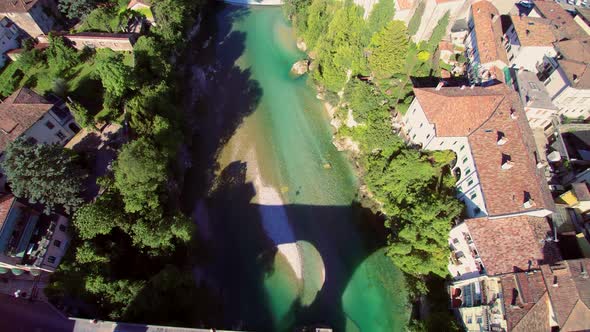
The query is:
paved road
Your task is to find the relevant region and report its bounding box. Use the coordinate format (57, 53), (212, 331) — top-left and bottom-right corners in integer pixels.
(0, 294), (73, 332)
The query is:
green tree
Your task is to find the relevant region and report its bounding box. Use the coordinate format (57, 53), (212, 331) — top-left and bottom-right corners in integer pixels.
(85, 274), (144, 319)
(59, 0), (97, 19)
(76, 242), (110, 264)
(95, 49), (134, 98)
(426, 11), (450, 52)
(283, 0), (311, 34)
(1, 137), (85, 214)
(303, 0), (333, 50)
(368, 20), (409, 79)
(113, 138), (168, 214)
(78, 6), (121, 33)
(367, 0), (396, 36)
(73, 191), (127, 239)
(133, 36), (171, 82)
(130, 213), (193, 249)
(344, 79), (383, 123)
(46, 35), (80, 77)
(67, 100), (94, 129)
(407, 0), (425, 36)
(152, 0), (199, 44)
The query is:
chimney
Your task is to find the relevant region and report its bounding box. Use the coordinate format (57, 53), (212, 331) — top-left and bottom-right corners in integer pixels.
(436, 82), (444, 91)
(537, 160), (546, 168)
(470, 84), (475, 89)
(523, 198), (535, 208)
(552, 276), (558, 287)
(510, 109), (518, 119)
(502, 160), (515, 170)
(461, 85), (466, 90)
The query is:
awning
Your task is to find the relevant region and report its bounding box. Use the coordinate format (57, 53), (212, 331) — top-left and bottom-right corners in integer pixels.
(0, 267), (8, 274)
(11, 268), (24, 276)
(503, 67), (512, 84)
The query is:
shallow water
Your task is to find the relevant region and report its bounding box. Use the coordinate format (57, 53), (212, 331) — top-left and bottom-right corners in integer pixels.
(187, 4), (410, 331)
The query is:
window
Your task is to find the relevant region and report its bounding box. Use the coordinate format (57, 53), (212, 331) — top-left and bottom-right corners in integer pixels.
(419, 123), (423, 128)
(45, 121), (54, 129)
(59, 224), (66, 232)
(412, 134), (416, 139)
(544, 77), (551, 86)
(476, 316), (483, 324)
(462, 157), (468, 164)
(465, 168), (471, 175)
(460, 145), (465, 151)
(470, 192), (477, 199)
(509, 54), (515, 61)
(453, 238), (459, 244)
(440, 141), (444, 146)
(55, 131), (66, 140)
(453, 141), (458, 145)
(467, 315), (473, 324)
(54, 240), (62, 248)
(468, 179), (474, 186)
(473, 207), (481, 215)
(426, 134), (431, 139)
(47, 256), (56, 264)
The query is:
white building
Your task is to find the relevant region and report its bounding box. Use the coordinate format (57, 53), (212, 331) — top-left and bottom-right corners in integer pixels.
(464, 0), (509, 84)
(0, 17), (19, 68)
(536, 38), (590, 120)
(502, 15), (558, 72)
(515, 68), (558, 130)
(0, 87), (80, 153)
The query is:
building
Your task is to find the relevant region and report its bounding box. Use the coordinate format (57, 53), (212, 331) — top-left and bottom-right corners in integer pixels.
(574, 7), (590, 34)
(0, 194), (69, 274)
(0, 87), (79, 152)
(38, 32), (137, 52)
(536, 38), (590, 120)
(558, 182), (590, 213)
(449, 276), (507, 331)
(540, 258), (590, 332)
(514, 68), (559, 130)
(0, 17), (19, 68)
(530, 0), (589, 40)
(402, 84), (554, 219)
(0, 0), (58, 38)
(502, 15), (558, 72)
(465, 1), (509, 84)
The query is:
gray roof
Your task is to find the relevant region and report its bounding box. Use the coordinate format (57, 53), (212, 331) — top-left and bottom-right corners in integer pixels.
(515, 69), (559, 111)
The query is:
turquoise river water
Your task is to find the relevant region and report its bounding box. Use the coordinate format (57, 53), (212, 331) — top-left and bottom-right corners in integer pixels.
(186, 4), (410, 331)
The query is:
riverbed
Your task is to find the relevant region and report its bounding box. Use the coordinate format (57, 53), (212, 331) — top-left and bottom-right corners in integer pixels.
(182, 4), (409, 331)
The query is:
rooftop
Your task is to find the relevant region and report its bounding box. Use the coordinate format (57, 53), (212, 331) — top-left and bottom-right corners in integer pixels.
(0, 0), (39, 13)
(553, 38), (590, 89)
(541, 259), (590, 331)
(515, 69), (558, 111)
(509, 15), (558, 47)
(414, 84), (555, 216)
(0, 194), (16, 231)
(532, 0), (588, 40)
(465, 215), (561, 275)
(0, 88), (54, 151)
(471, 1), (509, 65)
(500, 270), (550, 331)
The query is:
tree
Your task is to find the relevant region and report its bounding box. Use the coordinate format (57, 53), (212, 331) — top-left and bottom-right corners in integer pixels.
(130, 213), (193, 249)
(46, 35), (80, 77)
(303, 0), (332, 50)
(67, 100), (94, 129)
(113, 138), (168, 214)
(73, 191), (127, 239)
(95, 49), (135, 98)
(368, 20), (409, 79)
(59, 0), (97, 19)
(133, 36), (171, 82)
(78, 6), (121, 33)
(152, 0), (198, 44)
(85, 274), (144, 319)
(1, 138), (85, 214)
(76, 242), (110, 264)
(407, 0), (425, 36)
(366, 0), (396, 36)
(344, 79), (383, 123)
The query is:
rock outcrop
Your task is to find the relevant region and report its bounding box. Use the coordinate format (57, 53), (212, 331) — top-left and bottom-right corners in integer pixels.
(290, 59), (310, 76)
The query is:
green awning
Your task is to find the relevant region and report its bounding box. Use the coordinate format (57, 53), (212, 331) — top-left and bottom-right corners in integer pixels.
(30, 269), (41, 276)
(503, 67), (512, 84)
(11, 268), (24, 276)
(0, 267), (8, 274)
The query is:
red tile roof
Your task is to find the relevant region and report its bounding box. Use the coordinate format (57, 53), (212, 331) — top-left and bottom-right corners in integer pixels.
(509, 15), (558, 47)
(541, 259), (590, 331)
(127, 0), (151, 9)
(500, 271), (550, 332)
(471, 1), (509, 65)
(414, 85), (554, 215)
(0, 194), (16, 231)
(465, 216), (560, 275)
(533, 0), (588, 40)
(0, 87), (53, 151)
(396, 0), (414, 10)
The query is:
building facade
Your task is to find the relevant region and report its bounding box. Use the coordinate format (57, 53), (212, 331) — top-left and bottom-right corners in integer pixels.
(0, 0), (58, 38)
(38, 32), (137, 51)
(502, 15), (558, 72)
(0, 17), (19, 68)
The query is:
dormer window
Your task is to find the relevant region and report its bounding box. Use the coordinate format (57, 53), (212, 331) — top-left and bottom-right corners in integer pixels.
(501, 154), (513, 170)
(497, 132), (507, 145)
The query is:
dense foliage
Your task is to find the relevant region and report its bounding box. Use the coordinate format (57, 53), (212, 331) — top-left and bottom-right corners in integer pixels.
(368, 20), (409, 79)
(1, 138), (85, 214)
(58, 0), (98, 19)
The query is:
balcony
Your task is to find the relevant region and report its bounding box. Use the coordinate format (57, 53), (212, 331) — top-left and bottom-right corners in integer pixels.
(2, 208), (39, 260)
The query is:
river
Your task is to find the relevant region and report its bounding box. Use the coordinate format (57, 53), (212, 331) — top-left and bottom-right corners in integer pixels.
(181, 3), (409, 331)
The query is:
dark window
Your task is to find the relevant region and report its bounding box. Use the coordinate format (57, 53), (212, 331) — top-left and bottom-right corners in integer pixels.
(47, 256), (56, 264)
(59, 224), (66, 232)
(45, 121), (54, 129)
(54, 240), (61, 248)
(55, 131), (66, 140)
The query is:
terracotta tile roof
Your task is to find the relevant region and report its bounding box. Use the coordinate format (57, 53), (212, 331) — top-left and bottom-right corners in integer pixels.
(414, 85), (554, 215)
(553, 38), (590, 89)
(0, 87), (53, 151)
(500, 271), (550, 332)
(471, 1), (509, 65)
(127, 0), (151, 9)
(412, 85), (506, 137)
(439, 40), (454, 52)
(541, 259), (590, 330)
(396, 0), (414, 10)
(533, 0), (588, 40)
(0, 194), (15, 231)
(465, 216), (560, 275)
(0, 0), (39, 13)
(509, 15), (558, 47)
